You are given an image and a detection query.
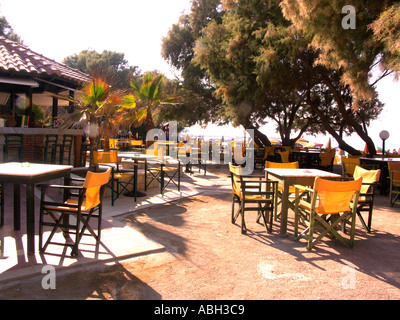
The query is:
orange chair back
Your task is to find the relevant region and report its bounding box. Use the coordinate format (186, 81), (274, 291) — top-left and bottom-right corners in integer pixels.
(82, 168), (111, 211)
(353, 166), (381, 194)
(93, 150), (118, 164)
(314, 177), (362, 214)
(130, 140), (143, 146)
(265, 161), (299, 169)
(278, 150), (290, 162)
(342, 157), (360, 176)
(319, 149), (335, 166)
(229, 163), (243, 199)
(388, 162), (400, 186)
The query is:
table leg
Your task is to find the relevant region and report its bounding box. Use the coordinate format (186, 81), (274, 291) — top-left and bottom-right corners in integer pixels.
(280, 181), (290, 236)
(13, 184), (20, 230)
(26, 183), (35, 255)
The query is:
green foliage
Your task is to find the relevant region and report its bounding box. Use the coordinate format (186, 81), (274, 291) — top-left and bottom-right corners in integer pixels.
(280, 0), (399, 102)
(63, 50), (140, 89)
(0, 15), (23, 43)
(161, 0), (223, 127)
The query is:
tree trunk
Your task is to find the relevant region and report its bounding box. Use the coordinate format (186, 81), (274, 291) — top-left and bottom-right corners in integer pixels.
(319, 72), (377, 156)
(145, 107), (156, 148)
(88, 135), (99, 167)
(306, 98), (361, 155)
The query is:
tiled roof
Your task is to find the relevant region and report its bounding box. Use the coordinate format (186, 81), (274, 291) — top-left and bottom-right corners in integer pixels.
(0, 36), (91, 84)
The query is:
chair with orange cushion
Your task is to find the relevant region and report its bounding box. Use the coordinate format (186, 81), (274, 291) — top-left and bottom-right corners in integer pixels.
(294, 177), (362, 250)
(39, 168), (111, 256)
(278, 150), (290, 163)
(265, 161), (300, 221)
(229, 163), (277, 234)
(352, 166), (381, 232)
(318, 149), (335, 172)
(388, 162), (400, 207)
(341, 157), (360, 178)
(93, 150), (136, 205)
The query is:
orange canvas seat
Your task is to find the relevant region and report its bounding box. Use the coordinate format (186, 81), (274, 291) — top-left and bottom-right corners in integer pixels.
(265, 161), (300, 220)
(341, 157), (360, 177)
(388, 162), (400, 207)
(39, 168), (111, 256)
(93, 150), (136, 205)
(294, 177), (362, 250)
(318, 149), (335, 172)
(229, 163), (277, 234)
(278, 150), (290, 163)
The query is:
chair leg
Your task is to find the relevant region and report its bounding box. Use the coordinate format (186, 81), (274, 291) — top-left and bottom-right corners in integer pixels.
(0, 184), (3, 227)
(241, 203), (246, 234)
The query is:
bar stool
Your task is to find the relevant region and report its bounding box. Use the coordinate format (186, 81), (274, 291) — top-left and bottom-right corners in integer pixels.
(35, 135), (58, 164)
(58, 135), (74, 165)
(3, 134), (23, 162)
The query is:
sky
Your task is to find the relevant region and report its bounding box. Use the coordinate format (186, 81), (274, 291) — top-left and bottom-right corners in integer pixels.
(0, 0), (191, 78)
(1, 0), (399, 151)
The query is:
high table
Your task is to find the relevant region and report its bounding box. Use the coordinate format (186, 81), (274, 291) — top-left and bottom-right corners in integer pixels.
(118, 153), (157, 198)
(265, 168), (341, 236)
(0, 162), (72, 254)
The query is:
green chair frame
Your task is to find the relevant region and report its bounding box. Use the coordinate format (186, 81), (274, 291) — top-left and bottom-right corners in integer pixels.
(229, 163), (277, 234)
(145, 160), (181, 194)
(388, 162), (400, 207)
(35, 134), (58, 164)
(294, 177), (362, 250)
(3, 134), (23, 162)
(59, 135), (74, 165)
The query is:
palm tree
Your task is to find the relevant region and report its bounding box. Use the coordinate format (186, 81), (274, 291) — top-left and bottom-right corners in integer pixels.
(55, 76), (127, 166)
(123, 72), (176, 146)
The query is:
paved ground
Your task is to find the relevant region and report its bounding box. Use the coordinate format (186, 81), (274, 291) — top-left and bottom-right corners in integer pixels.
(0, 165), (399, 301)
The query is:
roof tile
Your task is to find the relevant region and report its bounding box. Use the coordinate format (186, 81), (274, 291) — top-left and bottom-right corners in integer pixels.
(0, 36), (91, 83)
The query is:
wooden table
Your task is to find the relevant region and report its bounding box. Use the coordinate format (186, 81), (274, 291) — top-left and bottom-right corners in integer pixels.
(0, 162), (72, 254)
(265, 168), (341, 236)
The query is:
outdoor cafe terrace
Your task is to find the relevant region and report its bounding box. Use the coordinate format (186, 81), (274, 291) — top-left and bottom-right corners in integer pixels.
(0, 136), (399, 300)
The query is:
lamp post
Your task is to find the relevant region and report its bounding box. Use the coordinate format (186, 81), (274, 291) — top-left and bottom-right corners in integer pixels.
(379, 130), (390, 156)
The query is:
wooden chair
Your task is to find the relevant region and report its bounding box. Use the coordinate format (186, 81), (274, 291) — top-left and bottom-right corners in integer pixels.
(318, 149), (335, 172)
(145, 148), (181, 194)
(58, 135), (74, 165)
(229, 163), (277, 234)
(35, 134), (58, 164)
(352, 166), (381, 232)
(294, 177), (362, 250)
(3, 134), (23, 162)
(265, 161), (299, 221)
(341, 157), (360, 178)
(39, 168), (111, 256)
(388, 162), (400, 207)
(93, 150), (136, 205)
(278, 150), (290, 163)
(129, 139), (144, 152)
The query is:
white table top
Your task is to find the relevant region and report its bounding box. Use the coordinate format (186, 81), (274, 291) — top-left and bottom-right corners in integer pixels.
(265, 168), (341, 178)
(118, 153), (157, 160)
(0, 162), (73, 176)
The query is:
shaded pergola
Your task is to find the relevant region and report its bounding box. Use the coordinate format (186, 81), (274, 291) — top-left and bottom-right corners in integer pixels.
(0, 36), (91, 125)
